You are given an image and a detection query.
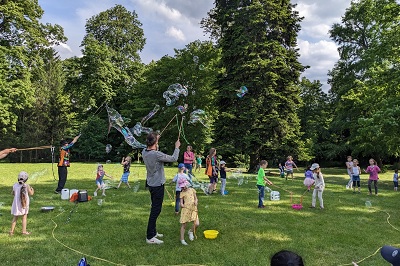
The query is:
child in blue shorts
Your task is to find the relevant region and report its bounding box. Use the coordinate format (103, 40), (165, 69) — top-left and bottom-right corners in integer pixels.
(94, 164), (113, 196)
(117, 156), (132, 189)
(393, 169), (398, 191)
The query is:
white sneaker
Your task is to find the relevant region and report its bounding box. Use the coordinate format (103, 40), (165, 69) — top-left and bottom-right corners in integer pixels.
(102, 193), (106, 196)
(156, 232), (163, 238)
(146, 237), (164, 244)
(181, 239), (188, 245)
(93, 191), (97, 197)
(188, 230), (194, 241)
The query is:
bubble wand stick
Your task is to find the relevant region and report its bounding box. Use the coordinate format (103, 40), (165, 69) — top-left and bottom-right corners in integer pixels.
(159, 114), (177, 136)
(178, 116), (184, 140)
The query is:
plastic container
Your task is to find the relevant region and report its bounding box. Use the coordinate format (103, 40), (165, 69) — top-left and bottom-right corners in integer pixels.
(270, 191), (280, 201)
(70, 189), (78, 198)
(292, 204), (303, 210)
(61, 189), (69, 200)
(204, 230), (219, 239)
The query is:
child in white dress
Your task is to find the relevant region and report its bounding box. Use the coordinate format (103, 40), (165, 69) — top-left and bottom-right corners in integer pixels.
(10, 171), (34, 235)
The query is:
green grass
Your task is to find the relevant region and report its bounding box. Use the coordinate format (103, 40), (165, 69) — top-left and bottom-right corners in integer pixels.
(0, 163), (399, 265)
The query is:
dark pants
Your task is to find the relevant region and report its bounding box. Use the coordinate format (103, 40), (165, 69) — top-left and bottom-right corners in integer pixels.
(147, 185), (164, 240)
(257, 185), (265, 207)
(56, 166), (68, 192)
(353, 181), (360, 188)
(184, 163), (193, 175)
(175, 191), (181, 213)
(368, 179), (378, 194)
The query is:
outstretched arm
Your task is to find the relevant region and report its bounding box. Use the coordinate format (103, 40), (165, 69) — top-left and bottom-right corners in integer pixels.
(0, 148), (17, 159)
(71, 134), (81, 144)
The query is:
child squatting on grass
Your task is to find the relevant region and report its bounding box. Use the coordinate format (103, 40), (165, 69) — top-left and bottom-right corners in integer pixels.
(257, 160), (273, 208)
(310, 163), (325, 209)
(10, 171), (34, 236)
(117, 156), (132, 189)
(94, 164), (114, 197)
(178, 177), (199, 245)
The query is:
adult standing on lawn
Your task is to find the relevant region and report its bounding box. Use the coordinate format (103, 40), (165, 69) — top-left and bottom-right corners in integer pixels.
(55, 134), (80, 194)
(0, 148), (17, 159)
(143, 132), (180, 244)
(183, 145), (195, 175)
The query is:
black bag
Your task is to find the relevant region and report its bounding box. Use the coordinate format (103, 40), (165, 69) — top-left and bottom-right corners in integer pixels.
(78, 190), (88, 202)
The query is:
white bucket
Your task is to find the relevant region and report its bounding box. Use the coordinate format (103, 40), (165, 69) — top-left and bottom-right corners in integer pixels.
(70, 189), (78, 198)
(270, 191), (280, 201)
(61, 189), (70, 200)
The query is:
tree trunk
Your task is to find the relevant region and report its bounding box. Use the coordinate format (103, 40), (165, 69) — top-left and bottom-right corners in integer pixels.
(249, 153), (260, 173)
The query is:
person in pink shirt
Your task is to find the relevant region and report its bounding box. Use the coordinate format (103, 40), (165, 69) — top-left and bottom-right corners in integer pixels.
(183, 146), (195, 175)
(364, 158), (381, 196)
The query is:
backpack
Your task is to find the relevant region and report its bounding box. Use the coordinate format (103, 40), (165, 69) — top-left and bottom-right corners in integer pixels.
(78, 190), (88, 202)
(77, 257), (90, 266)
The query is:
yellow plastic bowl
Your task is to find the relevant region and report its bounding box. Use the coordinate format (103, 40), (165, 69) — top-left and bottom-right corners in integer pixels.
(204, 230), (219, 239)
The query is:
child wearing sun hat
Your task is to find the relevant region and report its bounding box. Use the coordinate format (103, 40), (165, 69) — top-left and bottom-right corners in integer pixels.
(178, 176), (199, 245)
(310, 163), (325, 209)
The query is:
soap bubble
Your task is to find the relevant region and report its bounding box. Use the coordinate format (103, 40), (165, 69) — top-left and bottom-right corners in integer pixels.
(106, 105), (146, 149)
(188, 109), (208, 127)
(177, 104), (188, 114)
(365, 201), (372, 208)
(193, 56), (199, 64)
(199, 64), (205, 70)
(163, 84), (188, 106)
(141, 104), (160, 125)
(105, 144), (112, 154)
(237, 86), (248, 98)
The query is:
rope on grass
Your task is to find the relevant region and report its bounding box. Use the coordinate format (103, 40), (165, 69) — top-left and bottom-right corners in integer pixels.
(51, 211), (126, 266)
(382, 210), (400, 232)
(337, 246), (381, 266)
(338, 210), (400, 265)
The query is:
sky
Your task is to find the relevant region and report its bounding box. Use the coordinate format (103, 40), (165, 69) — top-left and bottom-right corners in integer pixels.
(38, 0), (351, 91)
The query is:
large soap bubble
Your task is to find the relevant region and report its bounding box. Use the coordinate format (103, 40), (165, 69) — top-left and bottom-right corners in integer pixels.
(188, 109), (208, 127)
(141, 104), (160, 125)
(163, 83), (188, 106)
(106, 105), (146, 149)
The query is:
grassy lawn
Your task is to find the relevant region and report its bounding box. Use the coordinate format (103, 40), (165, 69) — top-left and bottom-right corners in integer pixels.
(0, 162), (398, 265)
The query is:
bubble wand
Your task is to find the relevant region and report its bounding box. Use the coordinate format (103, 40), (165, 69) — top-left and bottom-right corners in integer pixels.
(176, 115), (190, 144)
(178, 116), (184, 140)
(159, 114), (178, 136)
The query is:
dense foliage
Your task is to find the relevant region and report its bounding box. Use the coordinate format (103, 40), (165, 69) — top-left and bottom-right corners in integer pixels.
(1, 0), (399, 167)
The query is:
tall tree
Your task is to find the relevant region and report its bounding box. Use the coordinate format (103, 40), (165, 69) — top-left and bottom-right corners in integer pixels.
(66, 4), (146, 113)
(202, 0), (306, 170)
(0, 0), (65, 139)
(127, 40), (220, 156)
(297, 78), (332, 161)
(329, 0), (400, 164)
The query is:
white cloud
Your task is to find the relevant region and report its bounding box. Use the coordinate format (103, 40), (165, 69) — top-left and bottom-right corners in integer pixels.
(56, 42), (73, 53)
(166, 26), (186, 41)
(135, 0), (185, 23)
(297, 39), (339, 90)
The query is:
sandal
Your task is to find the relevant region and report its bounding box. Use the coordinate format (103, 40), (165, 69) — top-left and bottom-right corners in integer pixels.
(22, 232), (31, 235)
